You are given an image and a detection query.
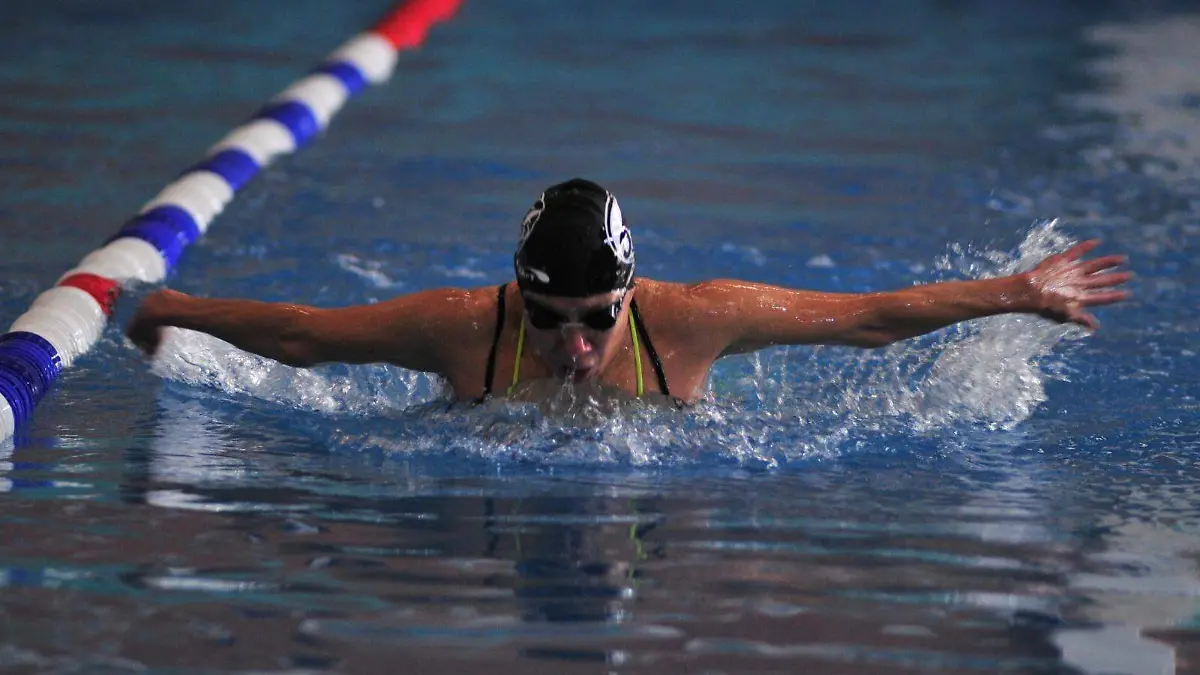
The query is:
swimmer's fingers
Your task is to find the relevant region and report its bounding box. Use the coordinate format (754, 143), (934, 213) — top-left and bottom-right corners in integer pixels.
(1033, 240), (1104, 276)
(126, 308), (165, 357)
(1078, 254), (1128, 275)
(1081, 270), (1133, 290)
(1067, 309), (1100, 331)
(1079, 289), (1131, 307)
(1060, 239), (1101, 262)
(125, 288), (185, 358)
(126, 324), (162, 357)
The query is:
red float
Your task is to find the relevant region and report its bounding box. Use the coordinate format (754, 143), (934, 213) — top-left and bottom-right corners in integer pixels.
(56, 274), (122, 317)
(374, 0), (463, 49)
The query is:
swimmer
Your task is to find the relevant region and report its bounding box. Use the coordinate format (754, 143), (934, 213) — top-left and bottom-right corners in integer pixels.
(126, 178), (1132, 405)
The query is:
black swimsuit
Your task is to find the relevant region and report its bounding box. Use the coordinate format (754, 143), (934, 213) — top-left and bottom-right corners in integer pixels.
(480, 284), (671, 400)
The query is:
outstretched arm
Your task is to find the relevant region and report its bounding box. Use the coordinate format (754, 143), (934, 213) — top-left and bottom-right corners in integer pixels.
(125, 286), (491, 373)
(689, 240), (1131, 356)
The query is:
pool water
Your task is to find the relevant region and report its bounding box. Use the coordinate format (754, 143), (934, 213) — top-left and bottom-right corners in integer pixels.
(1, 1), (1198, 673)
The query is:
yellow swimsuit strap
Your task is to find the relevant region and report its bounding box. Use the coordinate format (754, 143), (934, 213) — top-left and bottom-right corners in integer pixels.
(629, 310), (644, 397)
(507, 321), (524, 396)
(507, 314), (644, 397)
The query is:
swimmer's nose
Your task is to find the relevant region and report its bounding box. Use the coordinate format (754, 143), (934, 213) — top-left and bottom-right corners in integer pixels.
(561, 328), (592, 360)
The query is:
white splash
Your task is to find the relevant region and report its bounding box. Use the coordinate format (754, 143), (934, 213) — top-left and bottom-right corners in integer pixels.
(152, 328), (442, 416)
(790, 220), (1085, 433)
(335, 253), (405, 289)
(433, 258), (489, 280)
(720, 242), (768, 267)
(806, 254), (836, 268)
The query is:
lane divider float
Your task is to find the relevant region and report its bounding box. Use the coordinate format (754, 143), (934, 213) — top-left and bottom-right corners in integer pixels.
(0, 0), (464, 440)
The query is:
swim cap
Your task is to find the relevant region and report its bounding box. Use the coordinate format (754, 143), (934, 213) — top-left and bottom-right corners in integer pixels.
(513, 178), (635, 297)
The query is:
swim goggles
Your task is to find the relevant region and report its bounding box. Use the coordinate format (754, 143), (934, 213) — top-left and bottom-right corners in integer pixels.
(523, 295), (624, 331)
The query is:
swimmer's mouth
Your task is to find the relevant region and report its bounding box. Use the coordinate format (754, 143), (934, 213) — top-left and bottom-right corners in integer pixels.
(566, 366), (594, 382)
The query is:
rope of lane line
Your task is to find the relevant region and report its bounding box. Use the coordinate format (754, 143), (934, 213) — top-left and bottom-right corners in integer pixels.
(0, 0), (464, 440)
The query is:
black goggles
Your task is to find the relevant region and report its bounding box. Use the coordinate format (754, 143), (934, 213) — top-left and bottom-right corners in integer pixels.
(524, 295), (624, 331)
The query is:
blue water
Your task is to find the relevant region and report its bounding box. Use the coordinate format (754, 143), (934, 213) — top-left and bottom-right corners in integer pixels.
(2, 1), (1199, 672)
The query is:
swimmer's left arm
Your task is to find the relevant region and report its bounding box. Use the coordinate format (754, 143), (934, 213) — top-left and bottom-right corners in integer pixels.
(697, 240), (1131, 355)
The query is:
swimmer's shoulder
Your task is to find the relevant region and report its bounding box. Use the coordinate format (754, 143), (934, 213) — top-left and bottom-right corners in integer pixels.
(637, 278), (765, 323)
(423, 283), (511, 341)
(632, 277), (732, 303)
(377, 284), (512, 395)
(630, 278), (681, 309)
(630, 277), (730, 334)
(371, 283), (510, 361)
(632, 278), (736, 392)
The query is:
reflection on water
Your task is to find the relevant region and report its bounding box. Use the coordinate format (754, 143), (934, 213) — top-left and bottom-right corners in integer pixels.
(4, 386), (1200, 673)
(1074, 15), (1200, 181)
(3, 373), (1198, 673)
(0, 447), (1088, 672)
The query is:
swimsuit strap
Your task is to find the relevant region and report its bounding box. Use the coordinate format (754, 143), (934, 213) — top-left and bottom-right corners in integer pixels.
(480, 283), (507, 401)
(630, 299), (670, 397)
(629, 311), (645, 397)
(507, 320), (525, 397)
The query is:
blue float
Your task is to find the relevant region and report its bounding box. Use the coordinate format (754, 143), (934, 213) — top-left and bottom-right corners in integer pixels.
(192, 148), (261, 191)
(257, 101), (320, 147)
(318, 61), (370, 96)
(109, 206), (203, 270)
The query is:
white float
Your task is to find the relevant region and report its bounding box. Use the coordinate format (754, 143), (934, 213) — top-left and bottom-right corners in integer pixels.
(208, 118), (296, 168)
(328, 33), (399, 84)
(140, 171), (234, 234)
(70, 238), (168, 284)
(274, 74), (350, 129)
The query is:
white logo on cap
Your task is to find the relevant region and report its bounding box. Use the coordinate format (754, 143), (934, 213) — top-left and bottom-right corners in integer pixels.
(522, 266), (550, 283)
(518, 194), (544, 249)
(603, 194), (633, 264)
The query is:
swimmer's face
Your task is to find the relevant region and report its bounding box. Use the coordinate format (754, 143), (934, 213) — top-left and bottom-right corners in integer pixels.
(521, 289), (631, 382)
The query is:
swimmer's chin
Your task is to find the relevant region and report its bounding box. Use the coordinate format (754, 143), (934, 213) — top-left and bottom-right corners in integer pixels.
(560, 366), (596, 382)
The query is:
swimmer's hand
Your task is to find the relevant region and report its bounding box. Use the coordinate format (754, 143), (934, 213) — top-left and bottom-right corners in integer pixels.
(126, 288), (187, 357)
(1024, 240), (1131, 331)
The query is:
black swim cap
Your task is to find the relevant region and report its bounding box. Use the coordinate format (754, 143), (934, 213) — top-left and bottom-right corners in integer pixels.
(513, 178), (635, 298)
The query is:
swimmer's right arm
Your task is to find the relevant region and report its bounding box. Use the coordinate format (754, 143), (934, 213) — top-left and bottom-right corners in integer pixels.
(126, 287), (491, 374)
